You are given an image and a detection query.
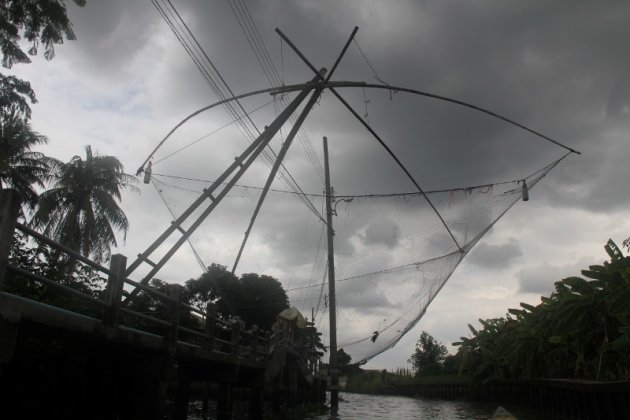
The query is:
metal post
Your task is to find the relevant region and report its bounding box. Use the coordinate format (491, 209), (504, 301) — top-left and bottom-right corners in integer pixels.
(323, 136), (339, 411)
(0, 190), (21, 290)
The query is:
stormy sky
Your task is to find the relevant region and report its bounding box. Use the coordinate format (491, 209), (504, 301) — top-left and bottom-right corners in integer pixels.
(8, 0), (630, 368)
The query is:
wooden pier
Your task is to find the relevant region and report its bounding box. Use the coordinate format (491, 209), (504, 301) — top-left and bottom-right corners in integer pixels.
(0, 190), (326, 419)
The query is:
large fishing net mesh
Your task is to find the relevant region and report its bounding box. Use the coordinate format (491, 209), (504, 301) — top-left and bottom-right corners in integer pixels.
(147, 145), (564, 363)
(126, 80), (576, 365)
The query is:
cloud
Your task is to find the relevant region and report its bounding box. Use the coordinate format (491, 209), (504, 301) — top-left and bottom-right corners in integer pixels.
(359, 218), (400, 249)
(516, 257), (596, 295)
(468, 239), (523, 269)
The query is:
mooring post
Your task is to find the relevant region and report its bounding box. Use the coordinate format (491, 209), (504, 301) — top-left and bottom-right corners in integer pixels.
(287, 363), (298, 407)
(217, 383), (234, 420)
(173, 367), (191, 420)
(103, 254), (127, 326)
(0, 189), (21, 290)
(248, 385), (264, 420)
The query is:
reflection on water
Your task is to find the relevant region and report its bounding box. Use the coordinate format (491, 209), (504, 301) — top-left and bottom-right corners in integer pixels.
(189, 391), (562, 419)
(307, 393), (494, 419)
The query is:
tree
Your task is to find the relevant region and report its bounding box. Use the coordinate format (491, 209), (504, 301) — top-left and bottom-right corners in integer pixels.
(408, 331), (448, 376)
(30, 145), (137, 263)
(185, 264), (290, 330)
(6, 231), (106, 315)
(0, 109), (57, 208)
(454, 240), (630, 382)
(236, 272), (289, 329)
(0, 0), (86, 120)
(185, 263), (239, 312)
(0, 74), (38, 120)
(337, 348), (362, 376)
(0, 0), (87, 68)
(0, 1), (86, 207)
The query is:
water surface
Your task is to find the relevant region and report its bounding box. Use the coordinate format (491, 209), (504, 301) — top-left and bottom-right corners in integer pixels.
(189, 392), (562, 419)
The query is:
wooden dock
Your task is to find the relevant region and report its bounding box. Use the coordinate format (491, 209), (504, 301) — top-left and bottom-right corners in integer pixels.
(0, 189), (326, 419)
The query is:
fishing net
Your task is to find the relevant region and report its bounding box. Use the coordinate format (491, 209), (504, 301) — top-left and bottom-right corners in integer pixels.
(135, 0), (578, 366)
(147, 148), (565, 364)
(126, 75), (576, 365)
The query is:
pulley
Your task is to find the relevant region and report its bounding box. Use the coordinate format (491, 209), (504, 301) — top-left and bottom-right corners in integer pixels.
(522, 180), (529, 201)
(143, 161), (152, 184)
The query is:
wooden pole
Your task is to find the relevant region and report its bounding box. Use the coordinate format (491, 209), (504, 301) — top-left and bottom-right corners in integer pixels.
(167, 284), (184, 350)
(0, 189), (21, 290)
(103, 254), (127, 326)
(323, 136), (339, 411)
(231, 76), (326, 273)
(123, 73), (322, 297)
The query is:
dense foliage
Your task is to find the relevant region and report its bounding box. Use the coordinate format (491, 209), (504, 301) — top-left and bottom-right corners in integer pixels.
(30, 145), (137, 263)
(7, 238), (293, 334)
(0, 109), (57, 208)
(0, 0), (136, 267)
(184, 263), (289, 330)
(5, 232), (106, 315)
(0, 0), (86, 67)
(408, 331), (449, 376)
(455, 240), (630, 382)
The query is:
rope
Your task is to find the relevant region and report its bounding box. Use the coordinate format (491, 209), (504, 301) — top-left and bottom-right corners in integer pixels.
(152, 152), (569, 200)
(150, 179), (207, 272)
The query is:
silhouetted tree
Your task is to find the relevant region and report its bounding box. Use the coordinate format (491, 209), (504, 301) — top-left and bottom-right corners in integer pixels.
(0, 0), (87, 68)
(185, 264), (289, 330)
(0, 110), (58, 208)
(30, 145), (137, 262)
(409, 331), (448, 376)
(454, 240), (630, 382)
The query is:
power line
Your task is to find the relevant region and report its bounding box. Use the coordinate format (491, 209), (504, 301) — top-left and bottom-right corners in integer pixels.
(151, 0), (326, 228)
(225, 0), (326, 184)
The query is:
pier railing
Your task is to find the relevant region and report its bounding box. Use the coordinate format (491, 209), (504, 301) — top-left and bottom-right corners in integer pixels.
(0, 189), (268, 364)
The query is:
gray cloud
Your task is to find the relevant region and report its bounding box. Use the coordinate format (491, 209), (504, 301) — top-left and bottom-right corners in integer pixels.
(468, 239), (523, 270)
(517, 257), (596, 295)
(359, 218), (400, 249)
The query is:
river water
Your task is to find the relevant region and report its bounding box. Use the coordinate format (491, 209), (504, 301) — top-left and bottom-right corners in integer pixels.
(189, 392), (563, 419)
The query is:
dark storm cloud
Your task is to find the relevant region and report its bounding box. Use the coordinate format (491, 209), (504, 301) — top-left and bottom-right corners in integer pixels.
(252, 0), (630, 211)
(468, 239), (523, 270)
(65, 1), (158, 73)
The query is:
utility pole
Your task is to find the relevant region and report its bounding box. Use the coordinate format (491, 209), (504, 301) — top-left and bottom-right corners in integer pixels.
(323, 136), (339, 412)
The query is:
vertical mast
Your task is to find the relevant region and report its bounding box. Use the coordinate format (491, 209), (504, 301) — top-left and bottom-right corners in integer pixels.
(323, 136), (339, 411)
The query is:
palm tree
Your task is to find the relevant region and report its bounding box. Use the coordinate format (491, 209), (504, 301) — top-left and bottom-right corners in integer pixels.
(0, 109), (57, 208)
(30, 145), (137, 263)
